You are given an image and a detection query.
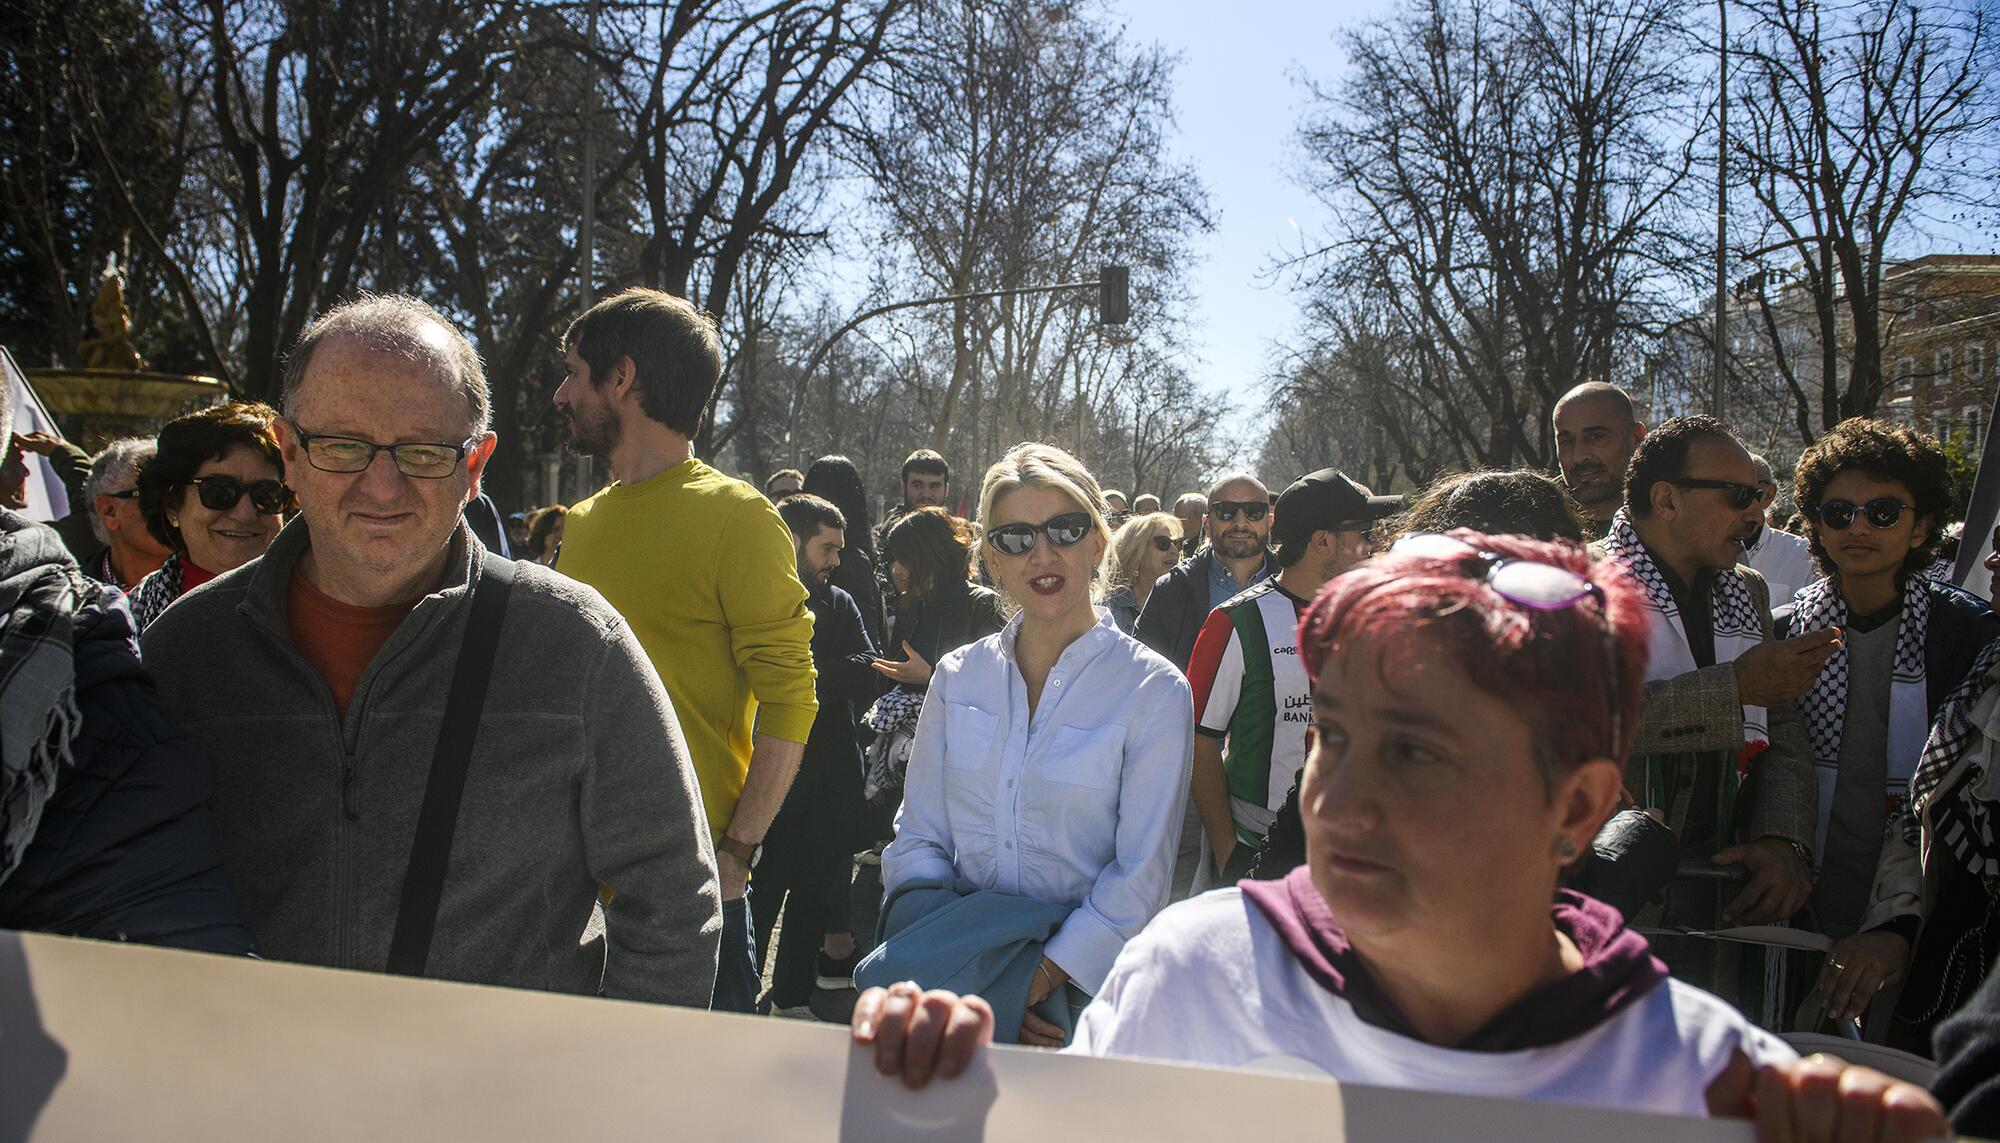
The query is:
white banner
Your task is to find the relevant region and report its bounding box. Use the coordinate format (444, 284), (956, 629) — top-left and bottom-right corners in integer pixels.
(0, 347), (72, 523)
(0, 929), (1760, 1142)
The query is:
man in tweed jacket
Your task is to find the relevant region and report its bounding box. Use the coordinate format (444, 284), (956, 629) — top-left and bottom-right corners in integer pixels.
(1603, 416), (1835, 928)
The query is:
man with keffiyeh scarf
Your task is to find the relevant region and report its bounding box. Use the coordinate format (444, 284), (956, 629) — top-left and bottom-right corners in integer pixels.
(1602, 417), (1823, 993)
(0, 373), (251, 953)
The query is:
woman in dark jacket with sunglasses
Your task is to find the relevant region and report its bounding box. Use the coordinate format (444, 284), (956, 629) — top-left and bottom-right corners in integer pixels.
(1775, 419), (1998, 1041)
(129, 402), (291, 631)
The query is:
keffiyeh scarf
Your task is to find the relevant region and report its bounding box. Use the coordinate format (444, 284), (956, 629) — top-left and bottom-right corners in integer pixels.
(126, 551), (186, 633)
(1789, 576), (1932, 865)
(1905, 637), (2000, 876)
(861, 687), (927, 802)
(1603, 511), (1770, 744)
(0, 515), (84, 886)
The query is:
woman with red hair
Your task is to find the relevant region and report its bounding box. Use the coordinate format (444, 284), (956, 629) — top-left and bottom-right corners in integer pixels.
(852, 531), (1947, 1140)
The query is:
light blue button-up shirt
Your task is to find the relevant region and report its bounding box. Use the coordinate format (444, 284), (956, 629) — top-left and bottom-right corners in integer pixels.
(1209, 553), (1273, 611)
(882, 609), (1195, 994)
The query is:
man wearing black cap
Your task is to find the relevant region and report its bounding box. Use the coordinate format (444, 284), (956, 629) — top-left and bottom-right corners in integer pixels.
(1182, 468), (1402, 891)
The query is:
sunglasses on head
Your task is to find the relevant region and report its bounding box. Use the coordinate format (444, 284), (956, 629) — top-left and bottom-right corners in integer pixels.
(1389, 532), (1623, 748)
(1211, 500), (1268, 523)
(1671, 478), (1767, 511)
(1814, 497), (1911, 531)
(986, 511), (1094, 557)
(189, 475), (294, 514)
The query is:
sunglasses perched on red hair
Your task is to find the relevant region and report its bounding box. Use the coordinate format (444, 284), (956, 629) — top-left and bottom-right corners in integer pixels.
(1388, 532), (1623, 753)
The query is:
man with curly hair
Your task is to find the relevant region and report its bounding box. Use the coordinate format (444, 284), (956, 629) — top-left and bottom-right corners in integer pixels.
(1779, 418), (2000, 1039)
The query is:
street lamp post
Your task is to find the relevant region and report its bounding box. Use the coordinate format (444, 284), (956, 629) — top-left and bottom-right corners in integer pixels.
(1714, 0), (1729, 420)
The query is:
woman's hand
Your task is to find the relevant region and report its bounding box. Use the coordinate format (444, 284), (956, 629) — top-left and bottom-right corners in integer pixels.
(1817, 930), (1910, 1023)
(871, 641), (934, 686)
(1751, 1056), (1948, 1143)
(851, 983), (995, 1090)
(1019, 956), (1071, 1048)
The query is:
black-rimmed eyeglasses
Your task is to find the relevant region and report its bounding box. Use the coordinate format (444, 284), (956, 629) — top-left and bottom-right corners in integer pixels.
(289, 421), (477, 479)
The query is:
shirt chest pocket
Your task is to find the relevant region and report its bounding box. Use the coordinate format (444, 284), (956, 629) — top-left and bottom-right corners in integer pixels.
(1041, 723), (1125, 789)
(943, 702), (999, 770)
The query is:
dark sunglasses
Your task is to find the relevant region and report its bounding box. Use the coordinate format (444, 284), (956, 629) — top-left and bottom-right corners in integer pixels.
(189, 475), (294, 514)
(1671, 478), (1767, 511)
(1391, 532), (1623, 748)
(1149, 535), (1178, 553)
(1211, 500), (1268, 523)
(1814, 497), (1911, 531)
(986, 511), (1094, 557)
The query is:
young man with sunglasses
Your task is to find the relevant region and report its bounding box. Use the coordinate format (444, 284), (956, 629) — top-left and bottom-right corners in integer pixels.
(1184, 469), (1401, 891)
(1778, 419), (1998, 1040)
(554, 287), (817, 1014)
(142, 295), (722, 1006)
(1603, 416), (1826, 970)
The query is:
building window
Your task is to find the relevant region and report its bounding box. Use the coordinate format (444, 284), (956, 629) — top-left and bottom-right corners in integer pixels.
(1933, 410), (1955, 441)
(1897, 356), (1917, 394)
(1965, 405), (1986, 449)
(1972, 342), (1987, 380)
(1935, 347), (1955, 388)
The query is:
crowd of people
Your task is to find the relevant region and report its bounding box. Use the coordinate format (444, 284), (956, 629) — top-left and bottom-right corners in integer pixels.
(1, 287), (1998, 1140)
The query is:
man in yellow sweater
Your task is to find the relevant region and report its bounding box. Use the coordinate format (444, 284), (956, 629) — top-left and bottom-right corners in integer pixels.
(554, 288), (818, 1013)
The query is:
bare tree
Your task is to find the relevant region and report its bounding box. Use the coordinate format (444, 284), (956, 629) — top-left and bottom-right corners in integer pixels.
(840, 0), (1209, 484)
(1289, 0), (1699, 474)
(1732, 0), (2000, 437)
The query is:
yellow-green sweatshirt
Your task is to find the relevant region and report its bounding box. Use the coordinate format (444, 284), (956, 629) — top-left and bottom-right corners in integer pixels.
(560, 458), (818, 838)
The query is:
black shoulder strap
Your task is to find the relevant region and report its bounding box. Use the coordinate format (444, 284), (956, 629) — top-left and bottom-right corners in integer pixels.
(386, 552), (517, 977)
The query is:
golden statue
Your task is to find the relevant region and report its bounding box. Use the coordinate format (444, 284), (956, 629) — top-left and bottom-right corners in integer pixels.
(77, 261), (147, 372)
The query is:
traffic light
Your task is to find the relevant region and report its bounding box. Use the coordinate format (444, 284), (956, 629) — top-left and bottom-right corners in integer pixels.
(1099, 265), (1130, 325)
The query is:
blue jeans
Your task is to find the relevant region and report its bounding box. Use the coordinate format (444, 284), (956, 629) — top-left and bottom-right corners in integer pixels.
(710, 893), (759, 1013)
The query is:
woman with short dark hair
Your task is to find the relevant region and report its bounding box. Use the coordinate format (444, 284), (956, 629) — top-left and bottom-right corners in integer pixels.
(1781, 418), (2000, 1039)
(129, 401), (290, 630)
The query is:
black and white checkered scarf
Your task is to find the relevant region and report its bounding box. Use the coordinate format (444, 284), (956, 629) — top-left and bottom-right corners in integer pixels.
(1603, 510), (1769, 743)
(0, 513), (84, 886)
(127, 550), (185, 633)
(1904, 637), (2000, 875)
(1789, 575), (1932, 862)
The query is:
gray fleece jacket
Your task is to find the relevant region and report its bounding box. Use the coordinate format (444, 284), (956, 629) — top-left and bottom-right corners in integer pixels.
(140, 518), (721, 1005)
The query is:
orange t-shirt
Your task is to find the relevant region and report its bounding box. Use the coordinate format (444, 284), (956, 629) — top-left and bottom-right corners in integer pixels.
(288, 569), (418, 717)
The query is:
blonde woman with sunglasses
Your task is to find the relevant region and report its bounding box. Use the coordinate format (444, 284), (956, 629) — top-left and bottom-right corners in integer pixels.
(860, 443), (1193, 1048)
(1099, 511), (1183, 633)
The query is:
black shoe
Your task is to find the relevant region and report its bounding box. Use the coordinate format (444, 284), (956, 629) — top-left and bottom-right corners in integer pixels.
(815, 948), (860, 991)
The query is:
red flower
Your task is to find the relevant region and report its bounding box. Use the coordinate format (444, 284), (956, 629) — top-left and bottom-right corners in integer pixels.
(1735, 739), (1769, 781)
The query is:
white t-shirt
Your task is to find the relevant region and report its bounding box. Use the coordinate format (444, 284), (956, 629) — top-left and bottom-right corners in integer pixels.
(1743, 527), (1815, 610)
(1068, 889), (1797, 1117)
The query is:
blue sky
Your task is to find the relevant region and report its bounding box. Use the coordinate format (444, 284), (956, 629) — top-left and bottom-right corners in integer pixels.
(1108, 0), (1400, 403)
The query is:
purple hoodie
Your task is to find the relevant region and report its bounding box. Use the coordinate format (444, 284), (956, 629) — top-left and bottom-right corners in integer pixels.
(1239, 865), (1669, 1052)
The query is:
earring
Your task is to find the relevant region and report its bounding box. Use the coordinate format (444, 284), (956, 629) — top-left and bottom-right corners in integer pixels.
(1555, 836), (1578, 861)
